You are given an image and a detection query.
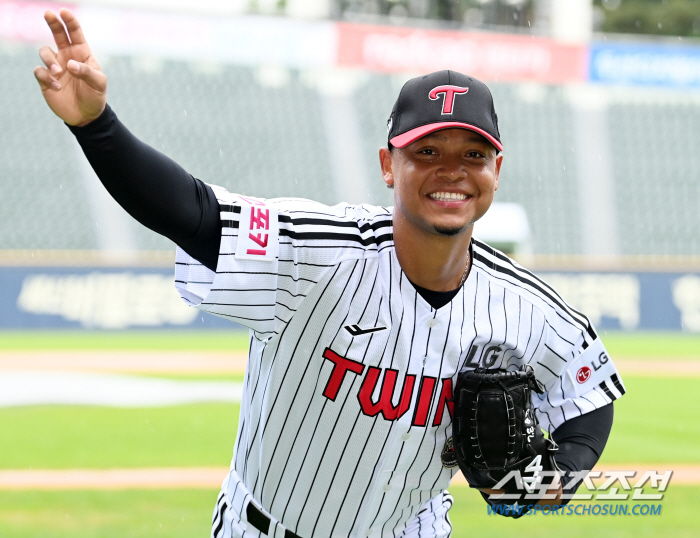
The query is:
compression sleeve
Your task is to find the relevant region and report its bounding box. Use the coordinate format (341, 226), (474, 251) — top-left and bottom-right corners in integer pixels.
(552, 403), (614, 502)
(67, 105), (221, 271)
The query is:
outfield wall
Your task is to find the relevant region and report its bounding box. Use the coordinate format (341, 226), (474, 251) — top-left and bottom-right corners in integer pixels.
(1, 266), (698, 331)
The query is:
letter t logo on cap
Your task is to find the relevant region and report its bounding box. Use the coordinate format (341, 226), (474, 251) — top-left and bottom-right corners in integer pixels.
(429, 85), (469, 114)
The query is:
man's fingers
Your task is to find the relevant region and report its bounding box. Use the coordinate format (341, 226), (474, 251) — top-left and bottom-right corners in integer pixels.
(44, 10), (70, 51)
(33, 66), (61, 91)
(66, 60), (107, 92)
(38, 46), (61, 75)
(59, 8), (87, 46)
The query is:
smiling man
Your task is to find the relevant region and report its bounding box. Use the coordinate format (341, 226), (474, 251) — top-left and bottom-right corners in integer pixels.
(35, 9), (624, 537)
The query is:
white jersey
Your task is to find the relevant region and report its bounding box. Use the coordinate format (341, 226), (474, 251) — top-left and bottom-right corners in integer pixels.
(175, 186), (625, 538)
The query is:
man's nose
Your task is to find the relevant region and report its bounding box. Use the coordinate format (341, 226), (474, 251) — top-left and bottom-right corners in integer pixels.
(438, 157), (466, 181)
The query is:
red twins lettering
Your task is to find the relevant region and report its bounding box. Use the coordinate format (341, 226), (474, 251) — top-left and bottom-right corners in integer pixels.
(322, 348), (454, 426)
(412, 376), (436, 427)
(358, 367), (416, 421)
(322, 348), (365, 400)
(429, 85), (469, 114)
(247, 208), (270, 255)
(432, 378), (454, 426)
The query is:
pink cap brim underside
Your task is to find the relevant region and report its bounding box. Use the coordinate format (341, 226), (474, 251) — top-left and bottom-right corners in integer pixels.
(390, 122), (503, 151)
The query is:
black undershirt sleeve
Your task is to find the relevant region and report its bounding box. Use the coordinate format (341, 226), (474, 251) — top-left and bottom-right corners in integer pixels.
(67, 105), (221, 272)
(552, 402), (614, 502)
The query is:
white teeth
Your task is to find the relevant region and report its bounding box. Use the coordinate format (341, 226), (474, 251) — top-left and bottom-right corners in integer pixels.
(429, 192), (467, 201)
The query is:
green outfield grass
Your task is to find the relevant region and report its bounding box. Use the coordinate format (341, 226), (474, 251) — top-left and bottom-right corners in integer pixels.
(0, 330), (250, 352)
(599, 376), (700, 463)
(0, 326), (697, 538)
(0, 489), (218, 538)
(0, 404), (239, 469)
(0, 485), (695, 538)
(1, 330), (700, 357)
(0, 376), (697, 470)
(600, 331), (700, 359)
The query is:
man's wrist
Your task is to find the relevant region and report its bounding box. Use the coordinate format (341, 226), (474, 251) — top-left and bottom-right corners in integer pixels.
(66, 104), (113, 135)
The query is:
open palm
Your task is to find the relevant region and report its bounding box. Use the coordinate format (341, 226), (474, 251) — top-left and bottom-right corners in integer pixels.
(33, 9), (107, 127)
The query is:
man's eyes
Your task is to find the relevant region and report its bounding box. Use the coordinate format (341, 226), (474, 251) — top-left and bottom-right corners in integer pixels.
(414, 149), (486, 158)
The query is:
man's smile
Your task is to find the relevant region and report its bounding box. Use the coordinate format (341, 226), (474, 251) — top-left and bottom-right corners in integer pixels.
(428, 191), (470, 201)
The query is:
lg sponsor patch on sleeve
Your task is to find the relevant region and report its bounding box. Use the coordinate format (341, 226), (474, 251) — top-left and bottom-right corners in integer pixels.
(235, 196), (279, 261)
(566, 337), (621, 398)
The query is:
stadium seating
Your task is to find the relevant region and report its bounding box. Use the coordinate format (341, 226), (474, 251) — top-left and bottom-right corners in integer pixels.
(608, 97), (700, 255)
(2, 43), (699, 256)
(1, 45), (96, 249)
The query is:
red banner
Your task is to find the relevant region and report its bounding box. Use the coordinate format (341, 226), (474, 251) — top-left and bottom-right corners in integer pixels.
(337, 22), (587, 83)
(0, 1), (75, 43)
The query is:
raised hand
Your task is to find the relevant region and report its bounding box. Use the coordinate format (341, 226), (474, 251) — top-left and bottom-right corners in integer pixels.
(33, 8), (107, 126)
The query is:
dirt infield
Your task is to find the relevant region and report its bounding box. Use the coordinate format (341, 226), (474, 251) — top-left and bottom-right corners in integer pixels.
(0, 467), (229, 490)
(1, 352), (699, 376)
(0, 465), (695, 490)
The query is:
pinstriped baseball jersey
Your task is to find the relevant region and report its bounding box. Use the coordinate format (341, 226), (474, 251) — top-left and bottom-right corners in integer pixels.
(175, 186), (625, 538)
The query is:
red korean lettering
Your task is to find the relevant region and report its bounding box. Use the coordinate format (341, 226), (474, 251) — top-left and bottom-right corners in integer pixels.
(250, 208), (270, 230)
(249, 233), (269, 248)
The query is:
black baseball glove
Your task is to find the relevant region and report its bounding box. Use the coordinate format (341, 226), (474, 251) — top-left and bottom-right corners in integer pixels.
(443, 365), (561, 517)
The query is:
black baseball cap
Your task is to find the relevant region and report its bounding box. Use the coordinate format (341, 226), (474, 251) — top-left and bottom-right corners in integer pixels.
(387, 70), (502, 152)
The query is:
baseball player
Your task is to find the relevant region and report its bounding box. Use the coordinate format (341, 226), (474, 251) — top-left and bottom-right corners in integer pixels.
(35, 9), (624, 536)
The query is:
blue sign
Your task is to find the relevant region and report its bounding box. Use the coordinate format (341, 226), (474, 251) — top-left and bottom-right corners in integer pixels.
(1, 267), (699, 331)
(590, 42), (700, 88)
(538, 271), (699, 331)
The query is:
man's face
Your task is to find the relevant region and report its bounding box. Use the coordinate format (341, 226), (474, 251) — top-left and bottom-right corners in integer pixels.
(380, 128), (503, 237)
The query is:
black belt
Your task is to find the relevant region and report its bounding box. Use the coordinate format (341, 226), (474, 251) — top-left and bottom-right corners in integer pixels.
(246, 501), (302, 538)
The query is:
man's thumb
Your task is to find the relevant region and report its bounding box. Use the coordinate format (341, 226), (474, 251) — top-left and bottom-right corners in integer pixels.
(67, 59), (106, 92)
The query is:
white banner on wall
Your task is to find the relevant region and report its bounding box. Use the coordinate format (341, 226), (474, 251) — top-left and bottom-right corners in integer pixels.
(17, 272), (198, 329)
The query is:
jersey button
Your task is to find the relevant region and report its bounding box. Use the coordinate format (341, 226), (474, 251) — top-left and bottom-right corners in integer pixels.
(427, 319), (438, 328)
(382, 484), (392, 492)
(366, 529), (374, 536)
(400, 433), (411, 441)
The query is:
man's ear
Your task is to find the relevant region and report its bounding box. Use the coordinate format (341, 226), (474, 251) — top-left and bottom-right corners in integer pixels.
(379, 147), (395, 189)
(494, 152), (503, 191)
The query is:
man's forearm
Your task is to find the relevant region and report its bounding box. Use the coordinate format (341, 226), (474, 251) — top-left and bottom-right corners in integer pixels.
(551, 403), (615, 504)
(68, 105), (221, 270)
